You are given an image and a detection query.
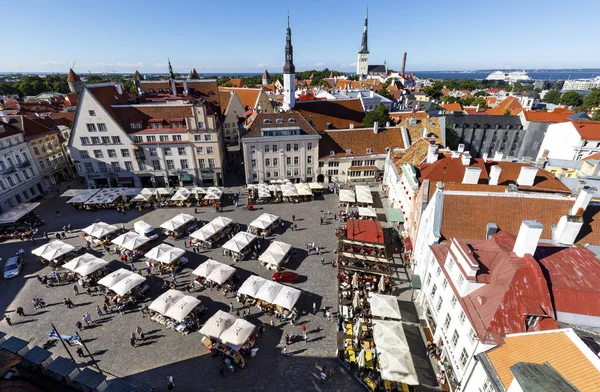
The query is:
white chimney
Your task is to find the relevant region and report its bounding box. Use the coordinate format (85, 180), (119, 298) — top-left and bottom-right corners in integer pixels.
(115, 83), (123, 95)
(462, 167), (482, 184)
(422, 127), (428, 138)
(513, 220), (544, 257)
(385, 121), (390, 128)
(461, 152), (472, 166)
(401, 126), (411, 148)
(373, 121), (379, 134)
(488, 165), (502, 185)
(571, 186), (595, 216)
(183, 80), (189, 95)
(516, 166), (538, 186)
(457, 144), (465, 153)
(171, 79), (177, 95)
(482, 152), (489, 163)
(554, 215), (584, 245)
(451, 151), (460, 159)
(408, 117), (417, 126)
(493, 151), (504, 161)
(349, 123), (354, 129)
(426, 143), (438, 164)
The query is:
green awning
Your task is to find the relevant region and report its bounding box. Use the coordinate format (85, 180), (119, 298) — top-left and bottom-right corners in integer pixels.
(179, 174), (193, 181)
(411, 275), (422, 290)
(386, 208), (405, 223)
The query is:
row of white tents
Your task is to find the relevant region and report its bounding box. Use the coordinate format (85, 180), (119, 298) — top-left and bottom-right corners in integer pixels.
(160, 213), (195, 232)
(199, 310), (256, 351)
(149, 289), (202, 322)
(258, 241), (292, 270)
(248, 213), (280, 231)
(222, 232), (257, 254)
(247, 182), (322, 199)
(339, 185), (374, 205)
(63, 187), (224, 205)
(32, 240), (75, 262)
(190, 216), (233, 242)
(192, 259), (236, 286)
(237, 276), (301, 310)
(62, 253), (109, 277)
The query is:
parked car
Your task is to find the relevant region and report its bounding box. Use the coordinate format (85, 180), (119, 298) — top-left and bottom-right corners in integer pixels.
(272, 271), (299, 283)
(3, 256), (23, 279)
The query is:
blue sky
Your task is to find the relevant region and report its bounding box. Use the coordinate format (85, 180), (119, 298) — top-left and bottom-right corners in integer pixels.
(2, 0), (599, 74)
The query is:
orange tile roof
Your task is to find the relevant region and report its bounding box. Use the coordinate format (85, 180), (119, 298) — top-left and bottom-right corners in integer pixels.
(485, 329), (600, 391)
(572, 120), (600, 140)
(219, 87), (261, 111)
(319, 127), (406, 158)
(390, 138), (435, 168)
(389, 111), (428, 124)
(67, 68), (80, 82)
(487, 96), (523, 115)
(219, 90), (232, 114)
(230, 79), (246, 88)
(335, 80), (362, 89)
(295, 99), (365, 131)
(581, 151), (600, 161)
(522, 110), (574, 123)
(485, 97), (497, 106)
(441, 103), (462, 112)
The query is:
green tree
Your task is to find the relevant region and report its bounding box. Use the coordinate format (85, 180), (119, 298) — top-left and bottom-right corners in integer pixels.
(423, 81), (443, 100)
(543, 90), (561, 104)
(503, 109), (512, 116)
(362, 103), (391, 127)
(123, 80), (137, 94)
(561, 91), (584, 107)
(441, 96), (458, 104)
(583, 89), (600, 110)
(474, 91), (487, 97)
(459, 97), (475, 106)
(592, 111), (600, 121)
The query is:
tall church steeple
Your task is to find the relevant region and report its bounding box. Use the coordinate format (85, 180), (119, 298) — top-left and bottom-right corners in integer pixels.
(282, 13), (295, 111)
(356, 8), (370, 76)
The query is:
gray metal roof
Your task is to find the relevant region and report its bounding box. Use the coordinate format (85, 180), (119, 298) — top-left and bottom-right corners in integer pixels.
(0, 336), (28, 354)
(73, 367), (106, 388)
(46, 356), (77, 377)
(510, 362), (580, 392)
(23, 346), (52, 365)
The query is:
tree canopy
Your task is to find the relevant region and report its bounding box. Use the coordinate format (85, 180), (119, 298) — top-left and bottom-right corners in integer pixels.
(362, 103), (391, 127)
(542, 90), (561, 104)
(560, 91), (584, 107)
(0, 74), (69, 96)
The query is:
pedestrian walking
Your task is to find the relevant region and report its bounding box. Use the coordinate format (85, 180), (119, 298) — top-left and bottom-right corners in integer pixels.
(185, 284), (191, 293)
(313, 302), (317, 314)
(73, 284), (79, 295)
(320, 257), (325, 265)
(76, 347), (85, 357)
(103, 303), (109, 313)
(96, 305), (102, 317)
(184, 240), (187, 248)
(292, 214), (295, 221)
(304, 333), (308, 344)
(75, 321), (83, 330)
(167, 376), (175, 390)
(67, 224), (72, 232)
(230, 302), (234, 312)
(16, 307), (25, 316)
(283, 345), (288, 355)
(4, 315), (11, 326)
(270, 319), (275, 327)
(130, 337), (136, 347)
(86, 287), (93, 297)
(61, 232), (67, 239)
(118, 304), (125, 315)
(301, 324), (306, 333)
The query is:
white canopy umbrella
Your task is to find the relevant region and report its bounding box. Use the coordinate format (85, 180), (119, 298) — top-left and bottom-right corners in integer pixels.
(160, 213), (195, 231)
(171, 188), (192, 201)
(110, 273), (146, 296)
(222, 231), (256, 253)
(0, 203), (41, 224)
(376, 345), (418, 385)
(82, 222), (119, 239)
(237, 275), (268, 298)
(60, 189), (82, 198)
(357, 348), (367, 369)
(294, 183), (313, 196)
(258, 241), (292, 268)
(206, 264), (236, 285)
(140, 188), (155, 196)
(199, 310), (236, 339)
(32, 240), (75, 261)
(352, 272), (359, 288)
(352, 291), (360, 309)
(272, 285), (301, 310)
(145, 243), (185, 264)
(354, 318), (363, 337)
(155, 188), (173, 196)
(190, 224), (218, 241)
(255, 281), (283, 303)
(249, 213), (280, 230)
(373, 320), (411, 351)
(62, 253), (108, 277)
(211, 216), (232, 230)
(111, 231), (150, 251)
(281, 184), (298, 197)
(308, 182), (325, 190)
(355, 185), (373, 204)
(84, 188), (126, 205)
(358, 207), (377, 218)
(192, 186), (207, 195)
(131, 193), (150, 202)
(66, 189), (100, 204)
(192, 259), (223, 278)
(149, 289), (185, 314)
(219, 319), (256, 351)
(98, 268), (132, 289)
(204, 191), (221, 200)
(368, 293), (402, 320)
(165, 296), (201, 322)
(339, 189), (356, 203)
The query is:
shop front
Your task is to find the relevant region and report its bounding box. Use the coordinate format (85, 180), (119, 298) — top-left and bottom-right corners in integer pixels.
(180, 173), (194, 186)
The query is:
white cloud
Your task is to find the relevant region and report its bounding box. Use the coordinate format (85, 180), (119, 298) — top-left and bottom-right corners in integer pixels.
(314, 62), (325, 67)
(350, 62), (357, 66)
(255, 62), (271, 68)
(40, 60), (62, 66)
(153, 62), (168, 68)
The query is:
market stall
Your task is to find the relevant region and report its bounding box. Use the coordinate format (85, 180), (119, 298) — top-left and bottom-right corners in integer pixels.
(0, 203), (41, 225)
(171, 188), (192, 202)
(192, 259), (223, 278)
(355, 185), (374, 205)
(147, 289), (205, 334)
(160, 213), (196, 238)
(281, 183), (298, 202)
(82, 222), (119, 246)
(206, 264), (236, 286)
(255, 280), (283, 304)
(192, 259), (236, 291)
(84, 188), (128, 206)
(32, 240), (75, 264)
(294, 183), (313, 201)
(222, 231), (257, 261)
(62, 253), (108, 278)
(98, 268), (146, 297)
(145, 243), (186, 272)
(0, 203), (44, 241)
(258, 241), (292, 270)
(358, 207), (378, 220)
(368, 293), (402, 320)
(154, 188), (174, 198)
(308, 182), (327, 193)
(199, 310), (236, 340)
(190, 216), (234, 248)
(219, 319), (256, 351)
(60, 189), (83, 198)
(247, 213), (280, 235)
(111, 231), (151, 251)
(237, 275), (268, 298)
(66, 189), (100, 208)
(339, 189), (356, 205)
(272, 285), (301, 311)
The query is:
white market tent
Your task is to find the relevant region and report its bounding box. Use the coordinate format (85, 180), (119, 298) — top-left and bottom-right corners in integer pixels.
(192, 259), (223, 278)
(131, 193), (151, 202)
(368, 293), (402, 320)
(206, 264), (236, 285)
(255, 280), (283, 303)
(32, 240), (75, 261)
(111, 231), (151, 251)
(190, 223), (218, 241)
(62, 253), (108, 277)
(0, 203), (40, 224)
(355, 185), (374, 204)
(110, 273), (146, 296)
(219, 319), (256, 351)
(160, 213), (195, 231)
(339, 189), (356, 203)
(258, 241), (292, 269)
(281, 183), (298, 197)
(145, 243), (185, 264)
(272, 285), (301, 310)
(165, 296), (202, 322)
(155, 187), (173, 196)
(376, 345), (418, 385)
(358, 207), (378, 218)
(60, 189), (82, 198)
(149, 289), (185, 314)
(199, 310), (236, 339)
(237, 275), (268, 298)
(212, 216), (232, 230)
(308, 182), (325, 190)
(222, 231), (257, 253)
(67, 189), (100, 204)
(192, 186), (207, 195)
(121, 188), (142, 196)
(294, 183), (313, 196)
(82, 222), (119, 239)
(248, 213), (280, 230)
(171, 188), (192, 201)
(98, 268), (133, 288)
(84, 188), (127, 205)
(140, 188), (156, 196)
(204, 191), (222, 200)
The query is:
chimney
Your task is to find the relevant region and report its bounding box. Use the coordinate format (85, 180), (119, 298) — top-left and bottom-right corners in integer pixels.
(183, 80), (189, 95)
(373, 121), (379, 134)
(571, 186), (595, 216)
(486, 223), (499, 240)
(451, 151), (460, 159)
(513, 220), (544, 257)
(461, 152), (472, 166)
(401, 126), (411, 148)
(457, 144), (465, 153)
(426, 142), (438, 164)
(516, 166), (538, 186)
(482, 152), (489, 163)
(493, 151), (504, 161)
(462, 167), (481, 184)
(115, 83), (123, 95)
(386, 121), (390, 128)
(488, 165), (502, 185)
(171, 79), (177, 96)
(402, 52), (407, 75)
(554, 215), (584, 245)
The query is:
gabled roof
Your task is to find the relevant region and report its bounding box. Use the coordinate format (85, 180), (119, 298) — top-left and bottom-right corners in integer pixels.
(67, 68), (80, 82)
(486, 96), (523, 115)
(319, 127), (405, 158)
(390, 138), (435, 168)
(85, 84), (131, 130)
(18, 116), (59, 140)
(219, 87), (261, 111)
(187, 68), (200, 80)
(133, 70), (143, 81)
(242, 112), (317, 138)
(335, 80), (362, 90)
(389, 111), (428, 124)
(521, 110), (575, 123)
(262, 69), (270, 79)
(230, 79), (246, 88)
(295, 99), (365, 131)
(571, 120), (600, 140)
(111, 105), (193, 133)
(440, 103), (462, 112)
(0, 119), (24, 138)
(219, 91), (232, 115)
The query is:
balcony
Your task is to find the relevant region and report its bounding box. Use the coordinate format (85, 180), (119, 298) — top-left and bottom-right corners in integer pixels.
(0, 166), (16, 175)
(16, 160), (31, 168)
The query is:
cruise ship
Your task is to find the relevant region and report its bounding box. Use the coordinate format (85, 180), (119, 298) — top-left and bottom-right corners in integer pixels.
(485, 70), (531, 82)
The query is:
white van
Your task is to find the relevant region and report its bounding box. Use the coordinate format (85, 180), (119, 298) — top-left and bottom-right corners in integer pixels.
(134, 221), (159, 240)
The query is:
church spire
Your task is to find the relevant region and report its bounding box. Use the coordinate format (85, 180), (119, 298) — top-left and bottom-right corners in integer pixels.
(168, 58), (175, 79)
(283, 12), (295, 74)
(359, 7), (369, 54)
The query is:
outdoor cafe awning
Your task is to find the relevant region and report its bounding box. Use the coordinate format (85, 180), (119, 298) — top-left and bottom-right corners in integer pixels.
(0, 203), (40, 224)
(386, 208), (405, 223)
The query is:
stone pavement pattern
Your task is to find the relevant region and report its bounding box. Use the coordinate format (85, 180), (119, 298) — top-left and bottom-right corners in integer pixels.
(0, 188), (363, 391)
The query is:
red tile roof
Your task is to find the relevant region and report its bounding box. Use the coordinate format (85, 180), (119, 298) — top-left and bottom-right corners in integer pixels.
(319, 127), (405, 158)
(571, 120), (600, 140)
(111, 105), (193, 133)
(389, 111), (428, 124)
(219, 87), (261, 111)
(581, 151), (600, 161)
(486, 96), (523, 116)
(295, 99), (365, 131)
(242, 112), (317, 138)
(440, 103), (462, 112)
(346, 219), (384, 244)
(522, 110), (574, 123)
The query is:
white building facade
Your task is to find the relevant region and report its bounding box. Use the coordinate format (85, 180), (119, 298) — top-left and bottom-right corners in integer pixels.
(537, 120), (600, 161)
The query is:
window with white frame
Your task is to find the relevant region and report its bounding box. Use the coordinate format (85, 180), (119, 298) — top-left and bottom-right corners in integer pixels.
(85, 162), (94, 172)
(457, 274), (465, 287)
(178, 147), (186, 156)
(469, 329), (477, 344)
(293, 156), (299, 165)
(251, 159), (256, 167)
(266, 171), (271, 178)
(198, 159), (205, 169)
(91, 137), (100, 144)
(173, 135), (182, 141)
(196, 146), (204, 154)
(459, 348), (468, 367)
(435, 265), (441, 277)
(436, 297), (443, 312)
(273, 158), (278, 166)
(443, 314), (451, 330)
(293, 168), (299, 176)
(450, 295), (457, 307)
(147, 136), (156, 142)
(208, 158), (215, 168)
(121, 149), (130, 157)
(204, 134), (211, 141)
(293, 143), (298, 151)
(166, 160), (174, 170)
(133, 136), (143, 142)
(426, 273), (432, 287)
(446, 257), (455, 272)
(307, 142), (312, 150)
(112, 136), (121, 144)
(107, 149), (116, 158)
(160, 135), (169, 141)
(149, 148), (157, 156)
(286, 144), (291, 152)
(180, 159), (188, 169)
(264, 145), (270, 153)
(86, 123), (97, 132)
(479, 378), (493, 392)
(88, 110), (96, 116)
(163, 148), (172, 156)
(265, 158), (271, 167)
(98, 123), (107, 131)
(151, 160), (161, 170)
(194, 135), (201, 141)
(111, 162), (121, 172)
(286, 157), (291, 165)
(442, 278), (448, 289)
(124, 161), (134, 171)
(272, 144), (277, 152)
(307, 155), (312, 164)
(459, 310), (466, 324)
(206, 146), (214, 154)
(430, 284), (437, 297)
(93, 150), (103, 158)
(101, 136), (110, 144)
(273, 170), (279, 177)
(307, 167), (312, 175)
(451, 330), (459, 347)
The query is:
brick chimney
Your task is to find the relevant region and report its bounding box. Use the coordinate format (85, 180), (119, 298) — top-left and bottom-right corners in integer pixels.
(513, 220), (543, 257)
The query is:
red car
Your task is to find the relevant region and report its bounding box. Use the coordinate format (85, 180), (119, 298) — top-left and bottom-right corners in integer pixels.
(272, 271), (299, 283)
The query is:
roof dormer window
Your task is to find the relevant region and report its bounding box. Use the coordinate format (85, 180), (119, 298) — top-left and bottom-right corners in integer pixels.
(288, 118), (296, 124)
(157, 88), (163, 93)
(263, 119), (272, 125)
(275, 118), (284, 124)
(330, 150), (335, 156)
(366, 148), (372, 155)
(345, 149), (352, 155)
